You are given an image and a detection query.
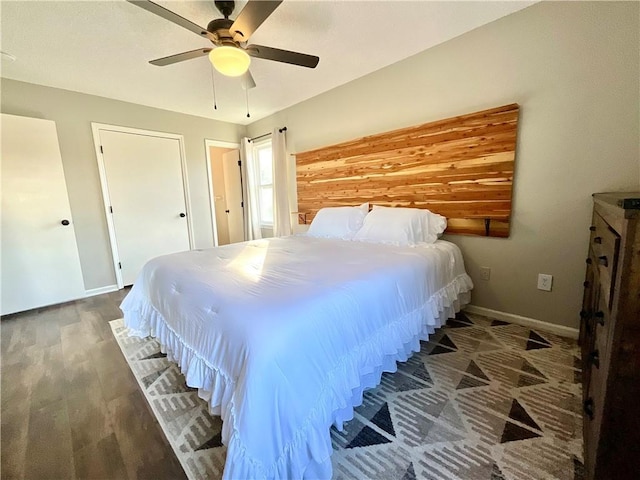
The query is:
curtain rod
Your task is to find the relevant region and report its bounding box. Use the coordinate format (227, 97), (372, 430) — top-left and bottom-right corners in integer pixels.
(248, 126), (287, 143)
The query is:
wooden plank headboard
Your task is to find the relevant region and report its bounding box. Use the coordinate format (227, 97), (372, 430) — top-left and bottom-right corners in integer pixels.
(295, 104), (519, 237)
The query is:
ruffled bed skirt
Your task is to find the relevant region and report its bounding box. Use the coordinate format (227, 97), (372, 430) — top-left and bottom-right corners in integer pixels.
(123, 273), (473, 479)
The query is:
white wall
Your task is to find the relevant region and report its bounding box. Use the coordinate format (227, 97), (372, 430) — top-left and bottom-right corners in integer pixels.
(1, 79), (245, 291)
(246, 1), (640, 328)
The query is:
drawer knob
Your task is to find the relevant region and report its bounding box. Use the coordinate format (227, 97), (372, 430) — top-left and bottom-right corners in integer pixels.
(598, 256), (608, 267)
(589, 225), (596, 232)
(594, 311), (605, 326)
(588, 350), (600, 368)
(593, 236), (602, 244)
(586, 258), (593, 265)
(580, 309), (591, 319)
(584, 398), (594, 420)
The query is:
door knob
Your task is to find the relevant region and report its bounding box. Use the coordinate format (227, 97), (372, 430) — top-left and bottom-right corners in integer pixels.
(225, 209), (230, 214)
(61, 219), (70, 226)
(179, 213), (186, 218)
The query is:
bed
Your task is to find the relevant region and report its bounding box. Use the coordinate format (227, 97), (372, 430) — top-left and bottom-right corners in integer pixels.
(121, 207), (473, 479)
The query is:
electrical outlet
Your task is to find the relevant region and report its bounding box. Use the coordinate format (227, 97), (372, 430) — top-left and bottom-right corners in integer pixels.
(537, 274), (553, 291)
(480, 266), (491, 281)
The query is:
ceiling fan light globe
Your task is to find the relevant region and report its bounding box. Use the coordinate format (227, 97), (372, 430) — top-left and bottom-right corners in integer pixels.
(209, 46), (251, 77)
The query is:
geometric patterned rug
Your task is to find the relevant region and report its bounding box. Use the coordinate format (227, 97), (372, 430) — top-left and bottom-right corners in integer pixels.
(109, 311), (584, 480)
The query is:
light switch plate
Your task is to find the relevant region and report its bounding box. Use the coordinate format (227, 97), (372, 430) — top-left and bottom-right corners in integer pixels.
(537, 273), (553, 291)
(480, 266), (491, 281)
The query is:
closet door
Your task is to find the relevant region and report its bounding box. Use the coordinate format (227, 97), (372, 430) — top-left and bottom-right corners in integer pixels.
(95, 127), (191, 286)
(1, 114), (85, 315)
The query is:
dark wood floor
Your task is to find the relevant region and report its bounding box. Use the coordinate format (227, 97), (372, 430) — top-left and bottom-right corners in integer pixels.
(1, 289), (186, 480)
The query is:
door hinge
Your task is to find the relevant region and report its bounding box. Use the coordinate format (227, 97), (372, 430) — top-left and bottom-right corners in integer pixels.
(241, 201), (244, 208)
(237, 160), (241, 166)
(100, 145), (103, 154)
(109, 206), (113, 213)
(118, 262), (122, 269)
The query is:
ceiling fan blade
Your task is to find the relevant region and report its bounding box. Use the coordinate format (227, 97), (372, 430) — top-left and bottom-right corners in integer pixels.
(127, 0), (217, 42)
(241, 70), (256, 90)
(245, 45), (319, 69)
(230, 0), (283, 43)
(150, 48), (212, 66)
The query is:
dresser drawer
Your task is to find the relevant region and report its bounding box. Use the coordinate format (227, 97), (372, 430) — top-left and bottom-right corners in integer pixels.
(593, 294), (612, 365)
(583, 355), (606, 477)
(589, 213), (620, 310)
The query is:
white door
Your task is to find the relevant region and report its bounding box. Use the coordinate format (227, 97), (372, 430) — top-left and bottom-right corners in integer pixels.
(97, 128), (191, 286)
(222, 150), (245, 243)
(1, 114), (85, 315)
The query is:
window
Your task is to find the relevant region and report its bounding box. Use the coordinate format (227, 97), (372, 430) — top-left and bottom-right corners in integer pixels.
(253, 139), (273, 226)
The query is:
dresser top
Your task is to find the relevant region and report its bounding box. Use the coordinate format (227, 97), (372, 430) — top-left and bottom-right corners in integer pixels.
(593, 192), (640, 211)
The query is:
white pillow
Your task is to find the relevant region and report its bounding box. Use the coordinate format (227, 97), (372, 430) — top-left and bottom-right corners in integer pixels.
(306, 203), (369, 240)
(353, 206), (446, 246)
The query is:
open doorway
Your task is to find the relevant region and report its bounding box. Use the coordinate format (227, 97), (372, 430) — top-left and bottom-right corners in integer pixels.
(205, 140), (244, 246)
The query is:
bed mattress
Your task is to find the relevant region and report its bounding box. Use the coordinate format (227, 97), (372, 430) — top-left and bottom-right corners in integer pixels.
(121, 236), (473, 479)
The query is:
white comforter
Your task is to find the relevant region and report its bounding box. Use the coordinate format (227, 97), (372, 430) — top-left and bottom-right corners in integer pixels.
(121, 236), (473, 479)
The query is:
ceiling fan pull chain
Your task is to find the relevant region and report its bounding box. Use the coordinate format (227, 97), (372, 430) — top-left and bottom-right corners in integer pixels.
(245, 87), (250, 118)
(210, 65), (218, 110)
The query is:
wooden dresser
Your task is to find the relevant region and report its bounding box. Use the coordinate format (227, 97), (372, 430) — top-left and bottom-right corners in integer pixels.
(579, 192), (640, 479)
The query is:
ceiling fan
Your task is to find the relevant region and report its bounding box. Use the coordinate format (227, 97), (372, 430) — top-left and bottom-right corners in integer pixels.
(127, 0), (319, 87)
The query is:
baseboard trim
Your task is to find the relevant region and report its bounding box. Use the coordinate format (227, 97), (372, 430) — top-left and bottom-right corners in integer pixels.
(463, 305), (579, 340)
(85, 285), (119, 297)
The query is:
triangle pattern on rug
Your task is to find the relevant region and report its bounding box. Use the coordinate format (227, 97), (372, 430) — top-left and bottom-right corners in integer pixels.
(398, 361), (433, 385)
(430, 344), (455, 355)
(456, 375), (489, 390)
(507, 399), (542, 431)
(521, 359), (546, 379)
(422, 406), (467, 444)
(466, 360), (490, 381)
(516, 373), (547, 388)
(141, 367), (170, 388)
(526, 331), (552, 350)
(500, 421), (541, 443)
(141, 351), (168, 360)
(346, 425), (392, 449)
(446, 318), (473, 329)
(195, 431), (223, 451)
(370, 403), (395, 437)
(401, 462), (416, 480)
(439, 334), (457, 350)
(382, 371), (430, 393)
(491, 319), (510, 326)
(455, 311), (474, 323)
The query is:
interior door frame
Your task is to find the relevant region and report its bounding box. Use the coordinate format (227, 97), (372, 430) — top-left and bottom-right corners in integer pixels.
(205, 139), (240, 247)
(92, 123), (194, 289)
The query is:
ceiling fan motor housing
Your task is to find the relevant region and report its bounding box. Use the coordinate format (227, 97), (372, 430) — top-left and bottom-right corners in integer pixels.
(214, 1), (235, 19)
(207, 18), (234, 44)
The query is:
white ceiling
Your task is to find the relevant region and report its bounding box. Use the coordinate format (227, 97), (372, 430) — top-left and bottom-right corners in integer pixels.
(1, 1), (535, 125)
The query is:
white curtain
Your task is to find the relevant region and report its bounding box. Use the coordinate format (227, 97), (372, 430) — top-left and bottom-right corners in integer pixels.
(272, 128), (292, 237)
(239, 137), (262, 241)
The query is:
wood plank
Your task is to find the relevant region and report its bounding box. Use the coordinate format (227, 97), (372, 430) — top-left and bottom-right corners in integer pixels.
(66, 380), (115, 452)
(73, 433), (129, 480)
(1, 391), (31, 479)
(24, 399), (75, 480)
(30, 344), (67, 410)
(108, 390), (187, 480)
(1, 286), (187, 480)
(295, 104), (519, 237)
